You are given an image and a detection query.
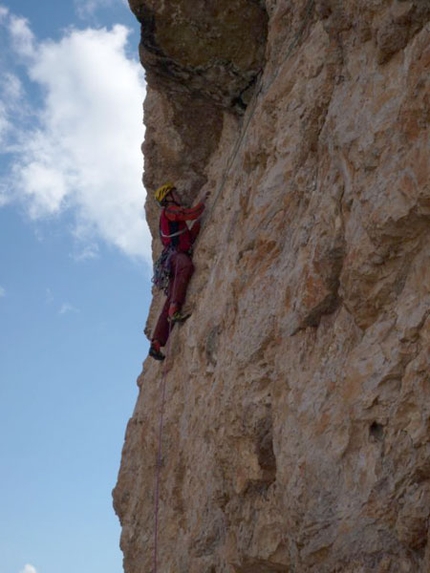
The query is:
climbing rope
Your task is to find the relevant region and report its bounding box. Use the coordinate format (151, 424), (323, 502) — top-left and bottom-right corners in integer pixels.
(152, 339), (168, 573)
(203, 0), (315, 223)
(150, 2), (315, 569)
(152, 263), (178, 573)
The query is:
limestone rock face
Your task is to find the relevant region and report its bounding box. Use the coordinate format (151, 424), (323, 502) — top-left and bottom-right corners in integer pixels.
(113, 1), (430, 572)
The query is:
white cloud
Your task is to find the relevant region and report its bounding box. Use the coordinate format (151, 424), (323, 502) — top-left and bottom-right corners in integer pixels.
(71, 242), (100, 262)
(20, 565), (37, 573)
(59, 302), (80, 315)
(0, 285), (5, 297)
(9, 13), (35, 58)
(0, 71), (28, 151)
(74, 0), (122, 19)
(0, 10), (151, 264)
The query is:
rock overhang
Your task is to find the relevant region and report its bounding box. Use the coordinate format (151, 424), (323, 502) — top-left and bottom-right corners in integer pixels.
(129, 0), (269, 112)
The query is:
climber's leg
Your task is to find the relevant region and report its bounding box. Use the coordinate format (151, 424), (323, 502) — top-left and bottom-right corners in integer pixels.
(168, 252), (194, 321)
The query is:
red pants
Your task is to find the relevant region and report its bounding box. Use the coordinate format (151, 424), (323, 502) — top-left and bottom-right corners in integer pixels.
(152, 251), (194, 346)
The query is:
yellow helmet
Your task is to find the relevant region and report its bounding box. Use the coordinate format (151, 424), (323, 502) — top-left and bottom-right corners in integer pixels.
(154, 182), (175, 204)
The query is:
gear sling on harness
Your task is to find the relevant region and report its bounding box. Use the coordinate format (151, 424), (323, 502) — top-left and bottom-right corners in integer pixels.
(152, 246), (174, 292)
(151, 225), (189, 292)
(152, 198), (200, 292)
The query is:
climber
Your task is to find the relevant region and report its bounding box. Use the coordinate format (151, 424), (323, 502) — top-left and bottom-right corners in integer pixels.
(149, 182), (208, 361)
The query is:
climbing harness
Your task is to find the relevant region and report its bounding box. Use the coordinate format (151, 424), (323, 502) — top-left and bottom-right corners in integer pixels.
(152, 216), (199, 292)
(159, 226), (188, 239)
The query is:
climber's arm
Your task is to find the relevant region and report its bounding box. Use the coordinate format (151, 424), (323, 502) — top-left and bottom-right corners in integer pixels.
(165, 202), (205, 222)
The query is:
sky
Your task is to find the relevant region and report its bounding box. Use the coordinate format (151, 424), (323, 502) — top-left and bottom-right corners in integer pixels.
(0, 1), (153, 573)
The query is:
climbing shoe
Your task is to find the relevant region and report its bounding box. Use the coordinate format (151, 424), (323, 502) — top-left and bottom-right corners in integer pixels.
(168, 310), (191, 324)
(149, 342), (165, 361)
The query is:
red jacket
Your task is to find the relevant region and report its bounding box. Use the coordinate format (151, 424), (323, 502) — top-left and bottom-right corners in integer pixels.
(159, 202), (205, 252)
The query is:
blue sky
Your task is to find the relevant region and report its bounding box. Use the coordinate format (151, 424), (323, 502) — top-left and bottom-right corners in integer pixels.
(0, 2), (152, 573)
